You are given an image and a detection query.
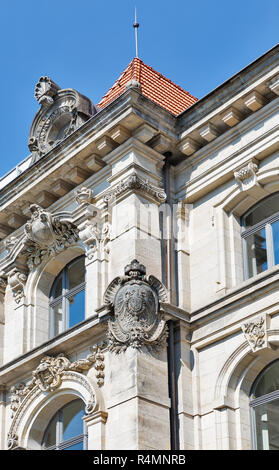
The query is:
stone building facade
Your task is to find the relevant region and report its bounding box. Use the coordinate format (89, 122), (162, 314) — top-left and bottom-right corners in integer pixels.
(0, 45), (279, 450)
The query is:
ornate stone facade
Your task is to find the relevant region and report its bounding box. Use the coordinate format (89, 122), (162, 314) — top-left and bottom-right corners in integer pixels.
(0, 46), (278, 451)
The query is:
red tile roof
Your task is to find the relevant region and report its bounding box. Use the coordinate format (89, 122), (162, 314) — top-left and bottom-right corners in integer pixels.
(97, 58), (198, 116)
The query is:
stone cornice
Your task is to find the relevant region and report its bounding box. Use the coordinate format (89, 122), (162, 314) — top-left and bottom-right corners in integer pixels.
(178, 44), (279, 130)
(175, 99), (279, 202)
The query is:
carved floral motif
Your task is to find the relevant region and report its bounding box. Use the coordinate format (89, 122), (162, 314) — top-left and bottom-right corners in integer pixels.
(104, 259), (168, 353)
(241, 315), (267, 352)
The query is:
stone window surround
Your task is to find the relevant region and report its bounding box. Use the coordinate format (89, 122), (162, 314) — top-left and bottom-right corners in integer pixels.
(49, 255), (86, 339)
(241, 194), (279, 280)
(42, 398), (87, 450)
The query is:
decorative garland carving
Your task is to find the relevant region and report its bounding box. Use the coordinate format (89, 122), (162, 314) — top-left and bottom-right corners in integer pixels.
(104, 259), (168, 353)
(21, 204), (79, 270)
(103, 173), (166, 205)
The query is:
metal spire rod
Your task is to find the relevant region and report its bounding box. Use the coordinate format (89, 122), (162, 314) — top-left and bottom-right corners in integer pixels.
(133, 7), (139, 58)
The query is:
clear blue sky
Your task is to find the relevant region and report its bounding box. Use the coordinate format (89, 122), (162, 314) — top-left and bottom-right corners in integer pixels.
(0, 0), (278, 177)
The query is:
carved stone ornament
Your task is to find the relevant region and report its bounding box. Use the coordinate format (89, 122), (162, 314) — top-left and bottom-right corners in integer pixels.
(10, 346), (106, 419)
(103, 173), (167, 205)
(21, 204), (79, 270)
(79, 220), (111, 260)
(75, 186), (94, 206)
(241, 315), (268, 352)
(28, 76), (98, 160)
(7, 268), (27, 304)
(104, 259), (168, 353)
(234, 160), (259, 191)
(8, 347), (106, 449)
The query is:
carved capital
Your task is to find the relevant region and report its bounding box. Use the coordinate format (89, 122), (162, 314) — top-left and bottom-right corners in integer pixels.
(104, 259), (168, 353)
(103, 173), (166, 205)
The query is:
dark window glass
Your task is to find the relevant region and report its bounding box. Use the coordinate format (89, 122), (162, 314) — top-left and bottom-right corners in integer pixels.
(42, 399), (85, 450)
(253, 361), (279, 399)
(242, 193), (279, 279)
(49, 256), (85, 337)
(244, 193), (279, 228)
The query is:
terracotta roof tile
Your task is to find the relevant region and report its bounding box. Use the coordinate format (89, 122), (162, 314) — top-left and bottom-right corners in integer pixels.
(97, 58), (198, 116)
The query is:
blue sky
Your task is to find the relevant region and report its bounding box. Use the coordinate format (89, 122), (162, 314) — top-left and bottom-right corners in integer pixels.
(0, 0), (278, 176)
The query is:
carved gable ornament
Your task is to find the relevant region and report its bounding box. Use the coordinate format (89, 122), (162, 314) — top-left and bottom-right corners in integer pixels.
(28, 76), (98, 160)
(104, 259), (168, 353)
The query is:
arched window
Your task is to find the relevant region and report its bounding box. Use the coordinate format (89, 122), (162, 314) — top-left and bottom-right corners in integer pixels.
(242, 193), (279, 279)
(49, 256), (85, 337)
(250, 360), (279, 450)
(42, 399), (86, 450)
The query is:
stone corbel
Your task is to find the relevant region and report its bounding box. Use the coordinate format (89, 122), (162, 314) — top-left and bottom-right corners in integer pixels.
(241, 314), (270, 353)
(234, 159), (260, 192)
(78, 219), (111, 260)
(7, 268), (27, 304)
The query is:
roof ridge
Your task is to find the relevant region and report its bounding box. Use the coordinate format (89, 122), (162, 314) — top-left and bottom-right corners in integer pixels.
(98, 57), (198, 115)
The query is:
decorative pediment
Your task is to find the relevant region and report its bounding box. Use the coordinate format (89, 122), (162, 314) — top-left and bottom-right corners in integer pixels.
(28, 76), (98, 160)
(104, 259), (168, 353)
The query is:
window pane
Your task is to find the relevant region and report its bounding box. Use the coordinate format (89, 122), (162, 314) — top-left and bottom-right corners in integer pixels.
(246, 228), (267, 277)
(53, 273), (62, 299)
(53, 302), (63, 336)
(272, 220), (279, 266)
(253, 361), (279, 398)
(62, 400), (84, 441)
(254, 400), (279, 450)
(68, 257), (85, 290)
(64, 441), (84, 450)
(244, 193), (279, 228)
(44, 415), (57, 448)
(68, 290), (85, 328)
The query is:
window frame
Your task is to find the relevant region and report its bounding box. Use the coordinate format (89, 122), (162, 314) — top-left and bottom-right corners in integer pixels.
(42, 399), (87, 450)
(241, 195), (279, 279)
(249, 359), (279, 450)
(49, 255), (86, 338)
